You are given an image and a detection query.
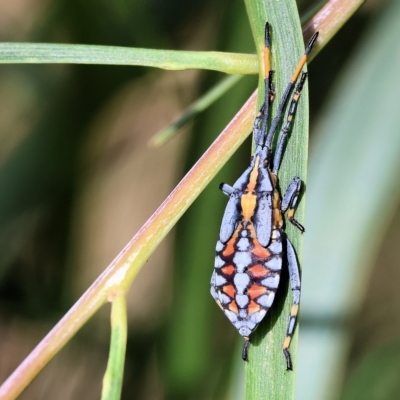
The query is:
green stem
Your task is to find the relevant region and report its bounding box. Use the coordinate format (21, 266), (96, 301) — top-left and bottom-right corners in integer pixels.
(101, 291), (128, 400)
(243, 1), (309, 399)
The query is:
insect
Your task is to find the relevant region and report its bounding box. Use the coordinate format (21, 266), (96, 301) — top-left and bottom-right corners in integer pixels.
(210, 23), (318, 370)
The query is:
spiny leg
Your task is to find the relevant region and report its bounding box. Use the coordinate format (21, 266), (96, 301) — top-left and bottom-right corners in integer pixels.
(272, 72), (307, 174)
(281, 177), (304, 233)
(282, 236), (301, 371)
(264, 31), (319, 152)
(254, 22), (273, 147)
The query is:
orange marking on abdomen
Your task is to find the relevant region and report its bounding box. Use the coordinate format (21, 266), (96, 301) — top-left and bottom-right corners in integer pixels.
(223, 284), (236, 298)
(221, 265), (236, 276)
(252, 241), (271, 258)
(248, 301), (261, 314)
(228, 301), (238, 313)
(247, 284), (267, 300)
(222, 238), (236, 257)
(248, 265), (270, 279)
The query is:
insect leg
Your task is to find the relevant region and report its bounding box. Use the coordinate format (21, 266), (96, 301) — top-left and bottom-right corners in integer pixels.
(281, 177), (304, 233)
(271, 72), (307, 174)
(264, 31), (318, 151)
(254, 22), (273, 147)
(219, 183), (235, 197)
(282, 236), (301, 371)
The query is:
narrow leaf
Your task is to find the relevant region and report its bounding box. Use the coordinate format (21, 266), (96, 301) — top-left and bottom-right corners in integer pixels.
(0, 43), (258, 75)
(243, 1), (309, 400)
(101, 291), (128, 400)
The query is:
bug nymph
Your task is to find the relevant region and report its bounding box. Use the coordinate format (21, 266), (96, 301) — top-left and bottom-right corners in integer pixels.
(210, 23), (318, 370)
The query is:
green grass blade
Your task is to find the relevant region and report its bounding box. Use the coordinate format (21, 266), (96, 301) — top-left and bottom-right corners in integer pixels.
(243, 1), (307, 399)
(0, 43), (258, 74)
(101, 291), (128, 400)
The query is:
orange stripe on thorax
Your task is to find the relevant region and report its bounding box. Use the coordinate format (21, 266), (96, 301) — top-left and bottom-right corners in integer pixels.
(241, 156), (259, 220)
(222, 226), (240, 257)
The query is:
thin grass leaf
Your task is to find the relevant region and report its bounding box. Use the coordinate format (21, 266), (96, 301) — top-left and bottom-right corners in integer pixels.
(243, 1), (308, 399)
(0, 43), (258, 75)
(241, 0), (364, 398)
(101, 291), (128, 400)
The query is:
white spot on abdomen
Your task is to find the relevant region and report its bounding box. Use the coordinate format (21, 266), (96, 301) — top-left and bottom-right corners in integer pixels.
(214, 255), (225, 269)
(237, 238), (250, 251)
(261, 274), (280, 289)
(233, 273), (250, 292)
(233, 252), (252, 272)
(258, 292), (275, 308)
(250, 309), (266, 323)
(236, 294), (249, 308)
(268, 240), (282, 254)
(215, 241), (224, 252)
(218, 292), (231, 305)
(264, 256), (282, 271)
(215, 274), (227, 286)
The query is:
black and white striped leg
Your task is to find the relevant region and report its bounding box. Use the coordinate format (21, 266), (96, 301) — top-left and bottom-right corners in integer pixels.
(282, 236), (301, 371)
(264, 31), (318, 152)
(272, 72), (308, 174)
(254, 23), (273, 147)
(281, 177), (305, 233)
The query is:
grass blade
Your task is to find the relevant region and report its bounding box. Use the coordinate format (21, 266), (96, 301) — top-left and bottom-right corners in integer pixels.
(101, 291), (128, 400)
(0, 43), (258, 75)
(243, 1), (308, 399)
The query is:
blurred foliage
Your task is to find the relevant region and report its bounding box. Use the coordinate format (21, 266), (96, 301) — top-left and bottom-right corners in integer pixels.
(1, 0), (400, 399)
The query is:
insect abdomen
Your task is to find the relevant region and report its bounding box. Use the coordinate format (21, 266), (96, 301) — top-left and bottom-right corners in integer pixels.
(211, 222), (283, 337)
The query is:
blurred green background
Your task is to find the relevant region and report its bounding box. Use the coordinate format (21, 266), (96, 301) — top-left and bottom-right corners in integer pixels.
(1, 0), (400, 399)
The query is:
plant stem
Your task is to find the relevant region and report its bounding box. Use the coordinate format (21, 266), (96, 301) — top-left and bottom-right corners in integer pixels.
(101, 291), (128, 400)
